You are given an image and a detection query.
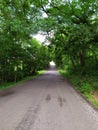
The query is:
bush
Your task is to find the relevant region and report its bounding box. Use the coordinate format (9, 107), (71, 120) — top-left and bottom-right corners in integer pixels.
(77, 82), (93, 94)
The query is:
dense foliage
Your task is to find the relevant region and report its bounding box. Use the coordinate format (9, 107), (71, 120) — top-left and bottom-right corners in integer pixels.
(0, 0), (50, 85)
(39, 0), (98, 75)
(1, 0), (98, 101)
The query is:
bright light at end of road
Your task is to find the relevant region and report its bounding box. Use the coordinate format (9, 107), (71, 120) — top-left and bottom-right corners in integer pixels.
(50, 61), (55, 66)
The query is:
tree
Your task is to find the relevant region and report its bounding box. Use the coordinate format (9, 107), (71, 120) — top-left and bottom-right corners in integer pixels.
(36, 0), (98, 75)
(0, 1), (50, 84)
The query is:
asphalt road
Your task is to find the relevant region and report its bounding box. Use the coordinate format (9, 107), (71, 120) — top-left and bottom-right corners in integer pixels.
(0, 70), (98, 130)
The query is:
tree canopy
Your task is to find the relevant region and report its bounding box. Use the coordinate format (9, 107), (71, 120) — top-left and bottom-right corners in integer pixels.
(0, 0), (98, 84)
(0, 0), (50, 84)
(36, 0), (98, 75)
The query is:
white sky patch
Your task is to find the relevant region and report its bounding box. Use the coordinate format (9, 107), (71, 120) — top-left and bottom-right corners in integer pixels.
(33, 33), (50, 45)
(33, 34), (46, 43)
(42, 12), (48, 18)
(50, 61), (55, 66)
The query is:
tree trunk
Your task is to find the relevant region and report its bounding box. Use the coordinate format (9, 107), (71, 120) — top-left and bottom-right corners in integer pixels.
(70, 56), (76, 70)
(79, 51), (86, 75)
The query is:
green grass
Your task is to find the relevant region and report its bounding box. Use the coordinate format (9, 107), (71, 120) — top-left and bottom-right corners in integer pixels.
(59, 69), (98, 108)
(0, 70), (45, 90)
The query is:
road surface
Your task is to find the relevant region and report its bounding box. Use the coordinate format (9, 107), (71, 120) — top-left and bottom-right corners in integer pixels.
(0, 70), (98, 130)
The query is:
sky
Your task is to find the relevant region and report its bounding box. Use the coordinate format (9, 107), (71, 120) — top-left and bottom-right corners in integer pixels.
(33, 33), (50, 45)
(33, 34), (46, 43)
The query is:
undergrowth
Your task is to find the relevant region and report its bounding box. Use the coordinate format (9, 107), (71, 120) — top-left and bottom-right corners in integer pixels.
(59, 69), (98, 108)
(0, 70), (45, 90)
